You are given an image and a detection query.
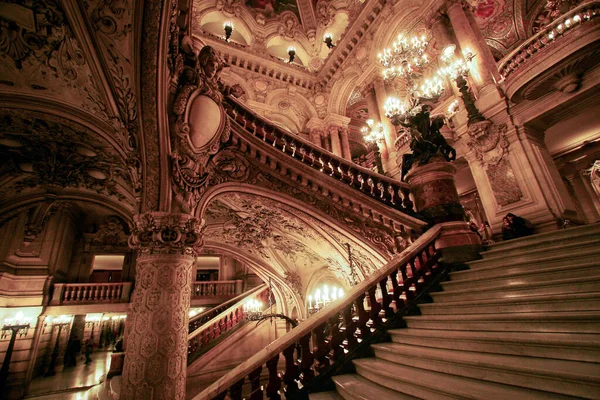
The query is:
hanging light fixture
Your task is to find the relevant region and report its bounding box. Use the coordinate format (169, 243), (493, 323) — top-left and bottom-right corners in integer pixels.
(323, 33), (335, 49)
(223, 21), (234, 42)
(287, 46), (296, 63)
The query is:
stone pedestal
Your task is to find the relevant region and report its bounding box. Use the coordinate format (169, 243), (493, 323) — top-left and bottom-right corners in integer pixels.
(405, 159), (466, 224)
(120, 213), (203, 400)
(406, 159), (481, 263)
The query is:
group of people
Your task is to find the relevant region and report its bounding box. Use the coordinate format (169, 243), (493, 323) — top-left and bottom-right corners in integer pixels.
(466, 211), (534, 243)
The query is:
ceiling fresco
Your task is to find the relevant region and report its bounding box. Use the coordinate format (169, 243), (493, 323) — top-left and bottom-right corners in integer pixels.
(204, 192), (384, 298)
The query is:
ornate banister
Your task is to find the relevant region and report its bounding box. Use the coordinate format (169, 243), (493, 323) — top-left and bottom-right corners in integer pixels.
(192, 280), (242, 298)
(499, 1), (599, 79)
(187, 284), (271, 365)
(195, 224), (449, 400)
(224, 96), (417, 215)
(50, 282), (133, 305)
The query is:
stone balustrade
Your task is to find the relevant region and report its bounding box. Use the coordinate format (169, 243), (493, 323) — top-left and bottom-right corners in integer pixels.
(50, 282), (133, 305)
(192, 280), (243, 298)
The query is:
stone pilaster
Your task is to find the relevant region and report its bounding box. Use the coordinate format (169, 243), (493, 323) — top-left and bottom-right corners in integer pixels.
(121, 213), (203, 400)
(339, 128), (352, 160)
(328, 125), (343, 157)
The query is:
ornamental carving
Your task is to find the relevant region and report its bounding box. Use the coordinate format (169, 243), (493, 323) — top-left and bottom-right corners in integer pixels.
(284, 271), (303, 299)
(0, 110), (134, 204)
(129, 213), (204, 256)
(169, 43), (244, 213)
(467, 120), (523, 206)
(92, 216), (130, 248)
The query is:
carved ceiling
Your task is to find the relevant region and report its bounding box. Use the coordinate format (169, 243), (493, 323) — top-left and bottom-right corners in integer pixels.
(0, 0), (141, 217)
(204, 192), (385, 298)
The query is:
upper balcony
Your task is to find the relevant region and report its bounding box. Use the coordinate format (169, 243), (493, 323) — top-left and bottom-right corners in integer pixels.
(499, 2), (600, 104)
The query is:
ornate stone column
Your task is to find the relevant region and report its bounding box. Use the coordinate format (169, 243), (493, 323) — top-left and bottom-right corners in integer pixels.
(328, 125), (343, 157)
(339, 128), (352, 160)
(445, 1), (501, 90)
(362, 84), (390, 160)
(374, 78), (396, 152)
(309, 128), (323, 147)
(121, 213), (203, 400)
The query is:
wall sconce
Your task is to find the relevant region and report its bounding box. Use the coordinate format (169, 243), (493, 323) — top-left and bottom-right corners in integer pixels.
(307, 284), (344, 315)
(323, 33), (335, 49)
(287, 46), (296, 63)
(223, 21), (234, 42)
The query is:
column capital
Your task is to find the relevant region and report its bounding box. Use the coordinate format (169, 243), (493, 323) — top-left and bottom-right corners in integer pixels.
(323, 114), (351, 129)
(129, 212), (204, 257)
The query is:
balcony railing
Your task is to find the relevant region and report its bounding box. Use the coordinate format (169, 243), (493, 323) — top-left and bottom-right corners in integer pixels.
(50, 282), (133, 305)
(192, 280), (243, 298)
(187, 284), (271, 365)
(195, 224), (448, 400)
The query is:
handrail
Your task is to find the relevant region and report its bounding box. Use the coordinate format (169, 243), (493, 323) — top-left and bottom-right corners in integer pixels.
(50, 282), (133, 305)
(499, 1), (599, 78)
(189, 284), (266, 332)
(224, 96), (417, 215)
(187, 285), (271, 365)
(195, 224), (446, 400)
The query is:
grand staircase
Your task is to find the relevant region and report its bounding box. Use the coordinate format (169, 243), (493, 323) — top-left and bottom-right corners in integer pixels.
(327, 223), (600, 399)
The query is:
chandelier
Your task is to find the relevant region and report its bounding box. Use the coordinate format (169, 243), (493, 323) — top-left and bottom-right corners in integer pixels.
(307, 284), (344, 315)
(361, 119), (385, 144)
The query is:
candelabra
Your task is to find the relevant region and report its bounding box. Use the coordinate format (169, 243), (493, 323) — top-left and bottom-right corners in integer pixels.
(223, 21), (234, 42)
(361, 119), (385, 174)
(243, 296), (297, 327)
(436, 44), (485, 125)
(307, 284), (344, 316)
(1, 312), (31, 392)
(45, 315), (72, 377)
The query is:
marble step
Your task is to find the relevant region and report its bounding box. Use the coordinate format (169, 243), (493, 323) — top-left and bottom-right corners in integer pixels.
(403, 311), (600, 333)
(467, 239), (600, 269)
(371, 342), (600, 398)
(309, 391), (342, 400)
(353, 358), (576, 400)
(331, 374), (418, 400)
(482, 226), (600, 258)
(419, 291), (600, 314)
(430, 277), (600, 302)
(450, 258), (600, 282)
(486, 224), (600, 253)
(389, 328), (600, 362)
(441, 263), (600, 292)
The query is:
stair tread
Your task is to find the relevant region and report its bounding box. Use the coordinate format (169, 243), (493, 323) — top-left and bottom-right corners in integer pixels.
(445, 262), (600, 285)
(371, 342), (599, 381)
(403, 310), (600, 321)
(388, 328), (600, 347)
(309, 391), (342, 400)
(465, 247), (600, 270)
(484, 224), (600, 252)
(482, 232), (600, 256)
(353, 358), (576, 399)
(479, 237), (600, 261)
(332, 374), (418, 400)
(433, 276), (599, 297)
(421, 291), (600, 308)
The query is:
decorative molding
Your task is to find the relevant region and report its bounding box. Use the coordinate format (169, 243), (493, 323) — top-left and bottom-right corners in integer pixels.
(129, 213), (204, 256)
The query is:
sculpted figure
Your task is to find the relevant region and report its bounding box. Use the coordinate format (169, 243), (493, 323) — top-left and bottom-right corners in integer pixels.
(172, 44), (244, 119)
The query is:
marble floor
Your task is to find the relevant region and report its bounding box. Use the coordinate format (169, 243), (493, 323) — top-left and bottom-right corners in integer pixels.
(25, 351), (111, 399)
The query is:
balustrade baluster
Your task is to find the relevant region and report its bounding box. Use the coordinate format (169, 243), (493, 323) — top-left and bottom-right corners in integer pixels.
(213, 392), (227, 400)
(92, 285), (98, 301)
(298, 333), (314, 386)
(266, 354), (282, 400)
(328, 313), (344, 363)
(354, 293), (370, 342)
(380, 278), (394, 318)
(389, 269), (405, 310)
(367, 286), (383, 330)
(230, 378), (244, 400)
(75, 286), (81, 302)
(282, 344), (299, 395)
(403, 262), (416, 302)
(64, 287), (71, 302)
(342, 303), (358, 350)
(401, 188), (414, 210)
(312, 323), (330, 373)
(248, 366), (263, 400)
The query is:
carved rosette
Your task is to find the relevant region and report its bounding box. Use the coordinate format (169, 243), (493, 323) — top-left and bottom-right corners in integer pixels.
(129, 213), (204, 256)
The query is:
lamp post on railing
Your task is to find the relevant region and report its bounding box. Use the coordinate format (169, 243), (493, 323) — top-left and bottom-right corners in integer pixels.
(45, 315), (72, 377)
(1, 312), (31, 392)
(361, 119), (385, 174)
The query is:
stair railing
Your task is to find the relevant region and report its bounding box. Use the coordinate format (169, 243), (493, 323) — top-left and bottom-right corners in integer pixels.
(224, 96), (416, 215)
(195, 224), (447, 400)
(188, 284), (271, 365)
